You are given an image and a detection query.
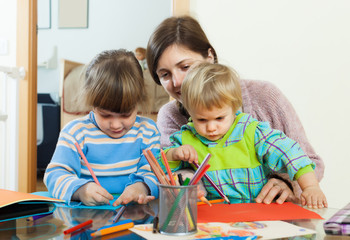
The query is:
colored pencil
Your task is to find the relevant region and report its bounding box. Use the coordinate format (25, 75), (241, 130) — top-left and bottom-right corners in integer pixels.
(200, 196), (212, 206)
(172, 164), (210, 232)
(189, 153), (211, 185)
(74, 142), (101, 186)
(193, 162), (231, 204)
(191, 164), (210, 186)
(91, 219), (134, 237)
(143, 150), (170, 185)
(64, 219), (93, 234)
(112, 205), (126, 223)
(26, 212), (52, 221)
(160, 149), (176, 185)
(147, 149), (171, 185)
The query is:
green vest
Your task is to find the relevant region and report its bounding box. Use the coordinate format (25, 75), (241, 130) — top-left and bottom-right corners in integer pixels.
(183, 113), (260, 171)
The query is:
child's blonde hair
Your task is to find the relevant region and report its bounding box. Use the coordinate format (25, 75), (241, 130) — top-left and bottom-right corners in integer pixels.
(181, 62), (242, 113)
(83, 49), (147, 113)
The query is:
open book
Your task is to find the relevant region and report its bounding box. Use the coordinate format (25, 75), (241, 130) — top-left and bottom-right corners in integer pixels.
(0, 189), (64, 222)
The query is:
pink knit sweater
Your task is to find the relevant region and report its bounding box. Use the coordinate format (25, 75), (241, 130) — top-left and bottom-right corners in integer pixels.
(156, 79), (325, 195)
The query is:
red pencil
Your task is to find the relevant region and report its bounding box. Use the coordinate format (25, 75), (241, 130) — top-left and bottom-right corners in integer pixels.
(191, 164), (210, 185)
(74, 142), (101, 186)
(63, 219), (93, 234)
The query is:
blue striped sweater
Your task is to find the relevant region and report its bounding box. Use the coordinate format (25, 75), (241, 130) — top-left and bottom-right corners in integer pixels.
(44, 111), (160, 202)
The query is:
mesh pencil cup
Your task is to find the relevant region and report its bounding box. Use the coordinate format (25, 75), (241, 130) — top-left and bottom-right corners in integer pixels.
(158, 183), (197, 236)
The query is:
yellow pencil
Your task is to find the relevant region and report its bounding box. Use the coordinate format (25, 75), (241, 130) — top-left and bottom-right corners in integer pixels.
(91, 221), (134, 237)
(199, 196), (212, 206)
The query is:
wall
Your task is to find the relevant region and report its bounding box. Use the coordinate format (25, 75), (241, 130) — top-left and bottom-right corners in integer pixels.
(0, 0), (17, 66)
(37, 0), (172, 94)
(190, 0), (350, 208)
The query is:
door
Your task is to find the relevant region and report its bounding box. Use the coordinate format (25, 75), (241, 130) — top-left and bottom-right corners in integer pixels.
(17, 0), (37, 192)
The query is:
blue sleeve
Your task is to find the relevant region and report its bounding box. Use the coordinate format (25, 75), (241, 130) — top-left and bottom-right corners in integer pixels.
(43, 131), (92, 202)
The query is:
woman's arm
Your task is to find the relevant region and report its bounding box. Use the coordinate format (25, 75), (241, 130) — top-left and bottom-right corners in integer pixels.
(242, 79), (325, 195)
(156, 100), (188, 148)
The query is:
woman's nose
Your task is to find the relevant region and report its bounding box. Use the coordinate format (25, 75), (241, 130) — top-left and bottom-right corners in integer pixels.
(172, 72), (183, 88)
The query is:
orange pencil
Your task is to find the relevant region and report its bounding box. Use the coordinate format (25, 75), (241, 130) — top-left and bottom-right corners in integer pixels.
(160, 149), (176, 185)
(146, 149), (171, 185)
(197, 198), (225, 206)
(91, 219), (134, 237)
(74, 142), (101, 186)
(143, 150), (169, 185)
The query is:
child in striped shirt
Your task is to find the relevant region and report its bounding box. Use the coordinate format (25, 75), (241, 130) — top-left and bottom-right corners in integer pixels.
(44, 49), (160, 206)
(163, 62), (327, 209)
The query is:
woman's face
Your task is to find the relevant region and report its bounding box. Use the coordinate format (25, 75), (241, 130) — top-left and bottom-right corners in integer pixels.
(156, 44), (213, 102)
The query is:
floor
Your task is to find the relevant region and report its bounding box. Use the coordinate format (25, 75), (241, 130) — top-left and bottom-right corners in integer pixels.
(36, 174), (47, 191)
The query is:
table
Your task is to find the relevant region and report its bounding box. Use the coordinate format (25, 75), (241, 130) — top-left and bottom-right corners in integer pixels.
(0, 202), (348, 240)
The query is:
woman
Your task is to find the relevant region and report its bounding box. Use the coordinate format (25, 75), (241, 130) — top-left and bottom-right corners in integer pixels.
(146, 16), (324, 204)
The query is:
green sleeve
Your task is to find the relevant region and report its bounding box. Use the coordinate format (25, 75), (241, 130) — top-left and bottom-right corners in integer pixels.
(294, 165), (314, 180)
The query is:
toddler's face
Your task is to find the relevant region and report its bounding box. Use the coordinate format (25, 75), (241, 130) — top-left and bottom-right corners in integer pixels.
(93, 107), (137, 139)
(189, 104), (235, 141)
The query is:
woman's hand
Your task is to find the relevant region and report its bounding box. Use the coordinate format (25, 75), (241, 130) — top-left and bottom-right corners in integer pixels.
(113, 182), (155, 206)
(72, 182), (114, 206)
(255, 178), (297, 204)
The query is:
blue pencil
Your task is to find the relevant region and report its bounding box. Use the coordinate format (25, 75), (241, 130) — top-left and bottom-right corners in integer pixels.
(112, 205), (126, 223)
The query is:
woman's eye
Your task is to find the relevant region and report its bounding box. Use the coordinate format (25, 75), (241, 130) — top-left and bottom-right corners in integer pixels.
(182, 65), (190, 70)
(159, 72), (169, 79)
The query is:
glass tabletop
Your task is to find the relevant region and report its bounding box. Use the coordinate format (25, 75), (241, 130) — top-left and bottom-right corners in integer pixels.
(0, 201), (348, 240)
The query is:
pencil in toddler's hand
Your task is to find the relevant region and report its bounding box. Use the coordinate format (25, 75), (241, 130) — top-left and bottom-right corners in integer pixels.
(74, 142), (101, 186)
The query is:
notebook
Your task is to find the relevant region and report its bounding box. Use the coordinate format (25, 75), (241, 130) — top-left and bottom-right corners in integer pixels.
(0, 189), (64, 222)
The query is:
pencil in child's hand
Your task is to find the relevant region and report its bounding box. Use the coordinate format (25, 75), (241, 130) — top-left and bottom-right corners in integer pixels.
(74, 142), (101, 186)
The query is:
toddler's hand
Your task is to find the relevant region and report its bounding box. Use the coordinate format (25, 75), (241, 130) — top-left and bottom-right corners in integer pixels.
(113, 182), (155, 206)
(172, 145), (198, 164)
(300, 185), (328, 209)
(72, 182), (114, 206)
